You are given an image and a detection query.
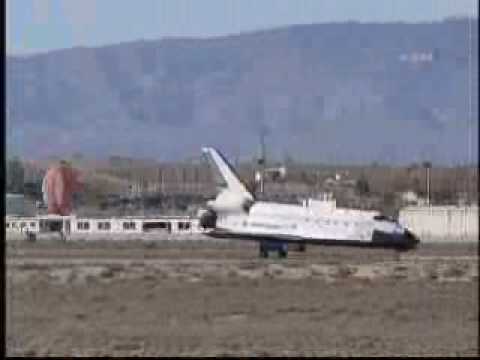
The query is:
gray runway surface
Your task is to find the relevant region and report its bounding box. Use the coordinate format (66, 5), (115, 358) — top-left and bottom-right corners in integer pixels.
(6, 240), (479, 356)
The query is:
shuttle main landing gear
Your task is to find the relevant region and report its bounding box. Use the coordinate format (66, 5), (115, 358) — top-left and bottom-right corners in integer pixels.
(259, 241), (288, 258)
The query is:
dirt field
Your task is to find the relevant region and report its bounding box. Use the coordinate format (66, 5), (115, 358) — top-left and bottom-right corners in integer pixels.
(6, 240), (479, 357)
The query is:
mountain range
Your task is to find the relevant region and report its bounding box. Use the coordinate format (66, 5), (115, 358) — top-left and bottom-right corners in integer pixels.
(6, 18), (478, 165)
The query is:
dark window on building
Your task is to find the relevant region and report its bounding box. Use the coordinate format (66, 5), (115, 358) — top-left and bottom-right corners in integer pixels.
(98, 222), (111, 231)
(48, 221), (63, 232)
(30, 222), (36, 227)
(142, 222), (170, 232)
(159, 222), (169, 229)
(123, 221), (136, 230)
(6, 223), (10, 228)
(78, 222), (90, 230)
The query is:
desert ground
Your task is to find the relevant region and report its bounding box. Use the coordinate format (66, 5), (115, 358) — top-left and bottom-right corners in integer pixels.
(6, 239), (479, 357)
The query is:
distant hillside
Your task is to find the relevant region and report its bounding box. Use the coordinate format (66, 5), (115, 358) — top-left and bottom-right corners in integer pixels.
(6, 18), (478, 164)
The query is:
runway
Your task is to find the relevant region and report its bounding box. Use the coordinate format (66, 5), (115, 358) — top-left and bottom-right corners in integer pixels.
(6, 240), (479, 356)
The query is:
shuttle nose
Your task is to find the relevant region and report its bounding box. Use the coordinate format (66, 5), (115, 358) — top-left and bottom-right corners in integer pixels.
(371, 229), (420, 249)
(404, 229), (420, 248)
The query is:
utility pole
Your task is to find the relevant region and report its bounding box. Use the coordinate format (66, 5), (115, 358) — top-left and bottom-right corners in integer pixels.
(158, 167), (163, 194)
(423, 161), (432, 206)
(257, 130), (267, 195)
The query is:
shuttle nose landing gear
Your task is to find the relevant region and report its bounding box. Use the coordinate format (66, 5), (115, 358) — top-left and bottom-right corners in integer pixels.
(259, 241), (288, 259)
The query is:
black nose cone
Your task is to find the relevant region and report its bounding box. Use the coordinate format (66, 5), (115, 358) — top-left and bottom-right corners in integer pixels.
(404, 229), (420, 248)
(372, 229), (420, 249)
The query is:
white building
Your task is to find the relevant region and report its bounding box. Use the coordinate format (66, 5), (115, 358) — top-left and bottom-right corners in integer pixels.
(5, 214), (203, 241)
(399, 205), (478, 243)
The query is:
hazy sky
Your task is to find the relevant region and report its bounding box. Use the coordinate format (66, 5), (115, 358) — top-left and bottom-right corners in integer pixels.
(7, 0), (478, 55)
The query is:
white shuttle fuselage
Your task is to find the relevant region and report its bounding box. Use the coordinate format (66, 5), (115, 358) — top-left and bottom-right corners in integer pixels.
(200, 147), (419, 251)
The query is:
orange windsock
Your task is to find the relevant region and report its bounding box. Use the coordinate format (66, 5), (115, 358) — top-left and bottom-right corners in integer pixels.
(43, 162), (83, 216)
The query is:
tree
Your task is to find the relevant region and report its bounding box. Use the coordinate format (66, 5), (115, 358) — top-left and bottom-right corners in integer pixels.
(23, 181), (42, 199)
(6, 157), (24, 194)
(381, 192), (399, 218)
(355, 174), (370, 196)
(411, 177), (423, 196)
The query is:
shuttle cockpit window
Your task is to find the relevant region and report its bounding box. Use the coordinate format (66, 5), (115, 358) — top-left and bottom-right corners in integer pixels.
(373, 215), (396, 223)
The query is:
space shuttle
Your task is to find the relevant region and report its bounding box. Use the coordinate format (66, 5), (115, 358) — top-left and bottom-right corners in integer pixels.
(199, 147), (419, 258)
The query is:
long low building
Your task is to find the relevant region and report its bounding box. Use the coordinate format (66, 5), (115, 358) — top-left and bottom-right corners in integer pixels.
(5, 214), (203, 241)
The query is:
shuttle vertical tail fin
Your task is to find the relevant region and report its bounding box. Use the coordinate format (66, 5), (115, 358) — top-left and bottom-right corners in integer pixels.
(202, 147), (254, 201)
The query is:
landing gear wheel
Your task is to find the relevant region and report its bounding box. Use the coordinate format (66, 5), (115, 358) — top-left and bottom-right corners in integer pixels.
(259, 244), (269, 258)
